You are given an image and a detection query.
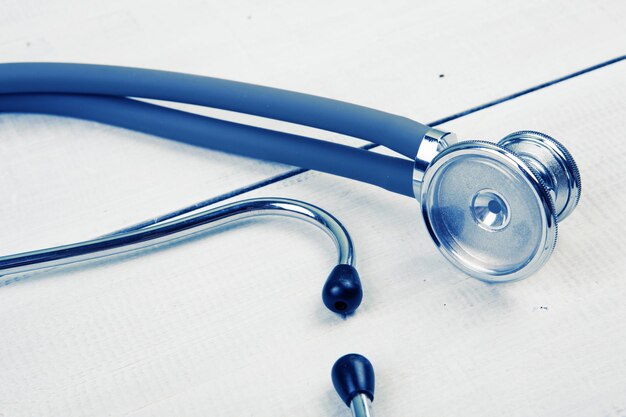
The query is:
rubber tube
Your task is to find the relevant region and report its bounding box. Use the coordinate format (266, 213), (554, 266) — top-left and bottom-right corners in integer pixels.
(0, 62), (430, 158)
(0, 93), (415, 196)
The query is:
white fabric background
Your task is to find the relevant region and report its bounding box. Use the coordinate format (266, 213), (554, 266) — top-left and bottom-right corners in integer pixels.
(0, 1), (625, 416)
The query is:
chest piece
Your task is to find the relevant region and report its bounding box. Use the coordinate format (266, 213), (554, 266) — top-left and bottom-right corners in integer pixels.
(416, 130), (580, 282)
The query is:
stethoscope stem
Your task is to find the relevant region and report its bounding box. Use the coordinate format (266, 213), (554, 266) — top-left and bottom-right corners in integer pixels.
(0, 198), (354, 278)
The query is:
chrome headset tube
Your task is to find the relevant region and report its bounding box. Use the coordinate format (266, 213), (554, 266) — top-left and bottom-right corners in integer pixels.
(0, 198), (363, 315)
(0, 63), (581, 283)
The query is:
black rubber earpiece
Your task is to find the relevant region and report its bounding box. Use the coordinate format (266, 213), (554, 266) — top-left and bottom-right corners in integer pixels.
(331, 353), (375, 406)
(322, 264), (363, 315)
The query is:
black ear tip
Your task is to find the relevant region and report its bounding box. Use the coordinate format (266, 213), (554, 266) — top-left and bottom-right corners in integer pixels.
(322, 264), (363, 315)
(331, 353), (375, 406)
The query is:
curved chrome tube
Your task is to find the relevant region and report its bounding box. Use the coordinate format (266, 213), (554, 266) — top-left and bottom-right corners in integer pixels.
(0, 198), (354, 276)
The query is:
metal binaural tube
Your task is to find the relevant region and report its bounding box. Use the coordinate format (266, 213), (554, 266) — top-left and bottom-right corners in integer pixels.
(0, 198), (354, 277)
(350, 393), (374, 417)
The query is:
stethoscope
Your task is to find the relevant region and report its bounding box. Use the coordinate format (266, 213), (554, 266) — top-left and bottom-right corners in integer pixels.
(0, 62), (581, 300)
(0, 62), (583, 416)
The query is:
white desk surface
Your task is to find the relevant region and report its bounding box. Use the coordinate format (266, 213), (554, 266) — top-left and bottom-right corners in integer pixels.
(1, 1), (625, 416)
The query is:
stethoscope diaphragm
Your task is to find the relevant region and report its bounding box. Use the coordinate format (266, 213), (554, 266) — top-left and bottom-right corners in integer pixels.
(419, 131), (580, 282)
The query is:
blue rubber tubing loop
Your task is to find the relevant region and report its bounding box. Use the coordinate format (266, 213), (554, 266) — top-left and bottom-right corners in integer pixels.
(0, 93), (415, 197)
(0, 62), (430, 158)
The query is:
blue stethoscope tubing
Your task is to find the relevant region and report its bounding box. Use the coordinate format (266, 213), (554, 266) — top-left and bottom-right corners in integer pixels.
(0, 62), (428, 196)
(0, 93), (414, 196)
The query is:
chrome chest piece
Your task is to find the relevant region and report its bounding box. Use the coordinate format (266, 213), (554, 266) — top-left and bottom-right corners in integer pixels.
(413, 129), (581, 282)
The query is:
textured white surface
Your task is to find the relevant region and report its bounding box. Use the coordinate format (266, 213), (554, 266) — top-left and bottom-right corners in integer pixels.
(0, 1), (625, 416)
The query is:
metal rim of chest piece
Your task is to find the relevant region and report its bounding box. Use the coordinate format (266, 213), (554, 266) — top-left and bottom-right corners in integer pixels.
(414, 129), (581, 282)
